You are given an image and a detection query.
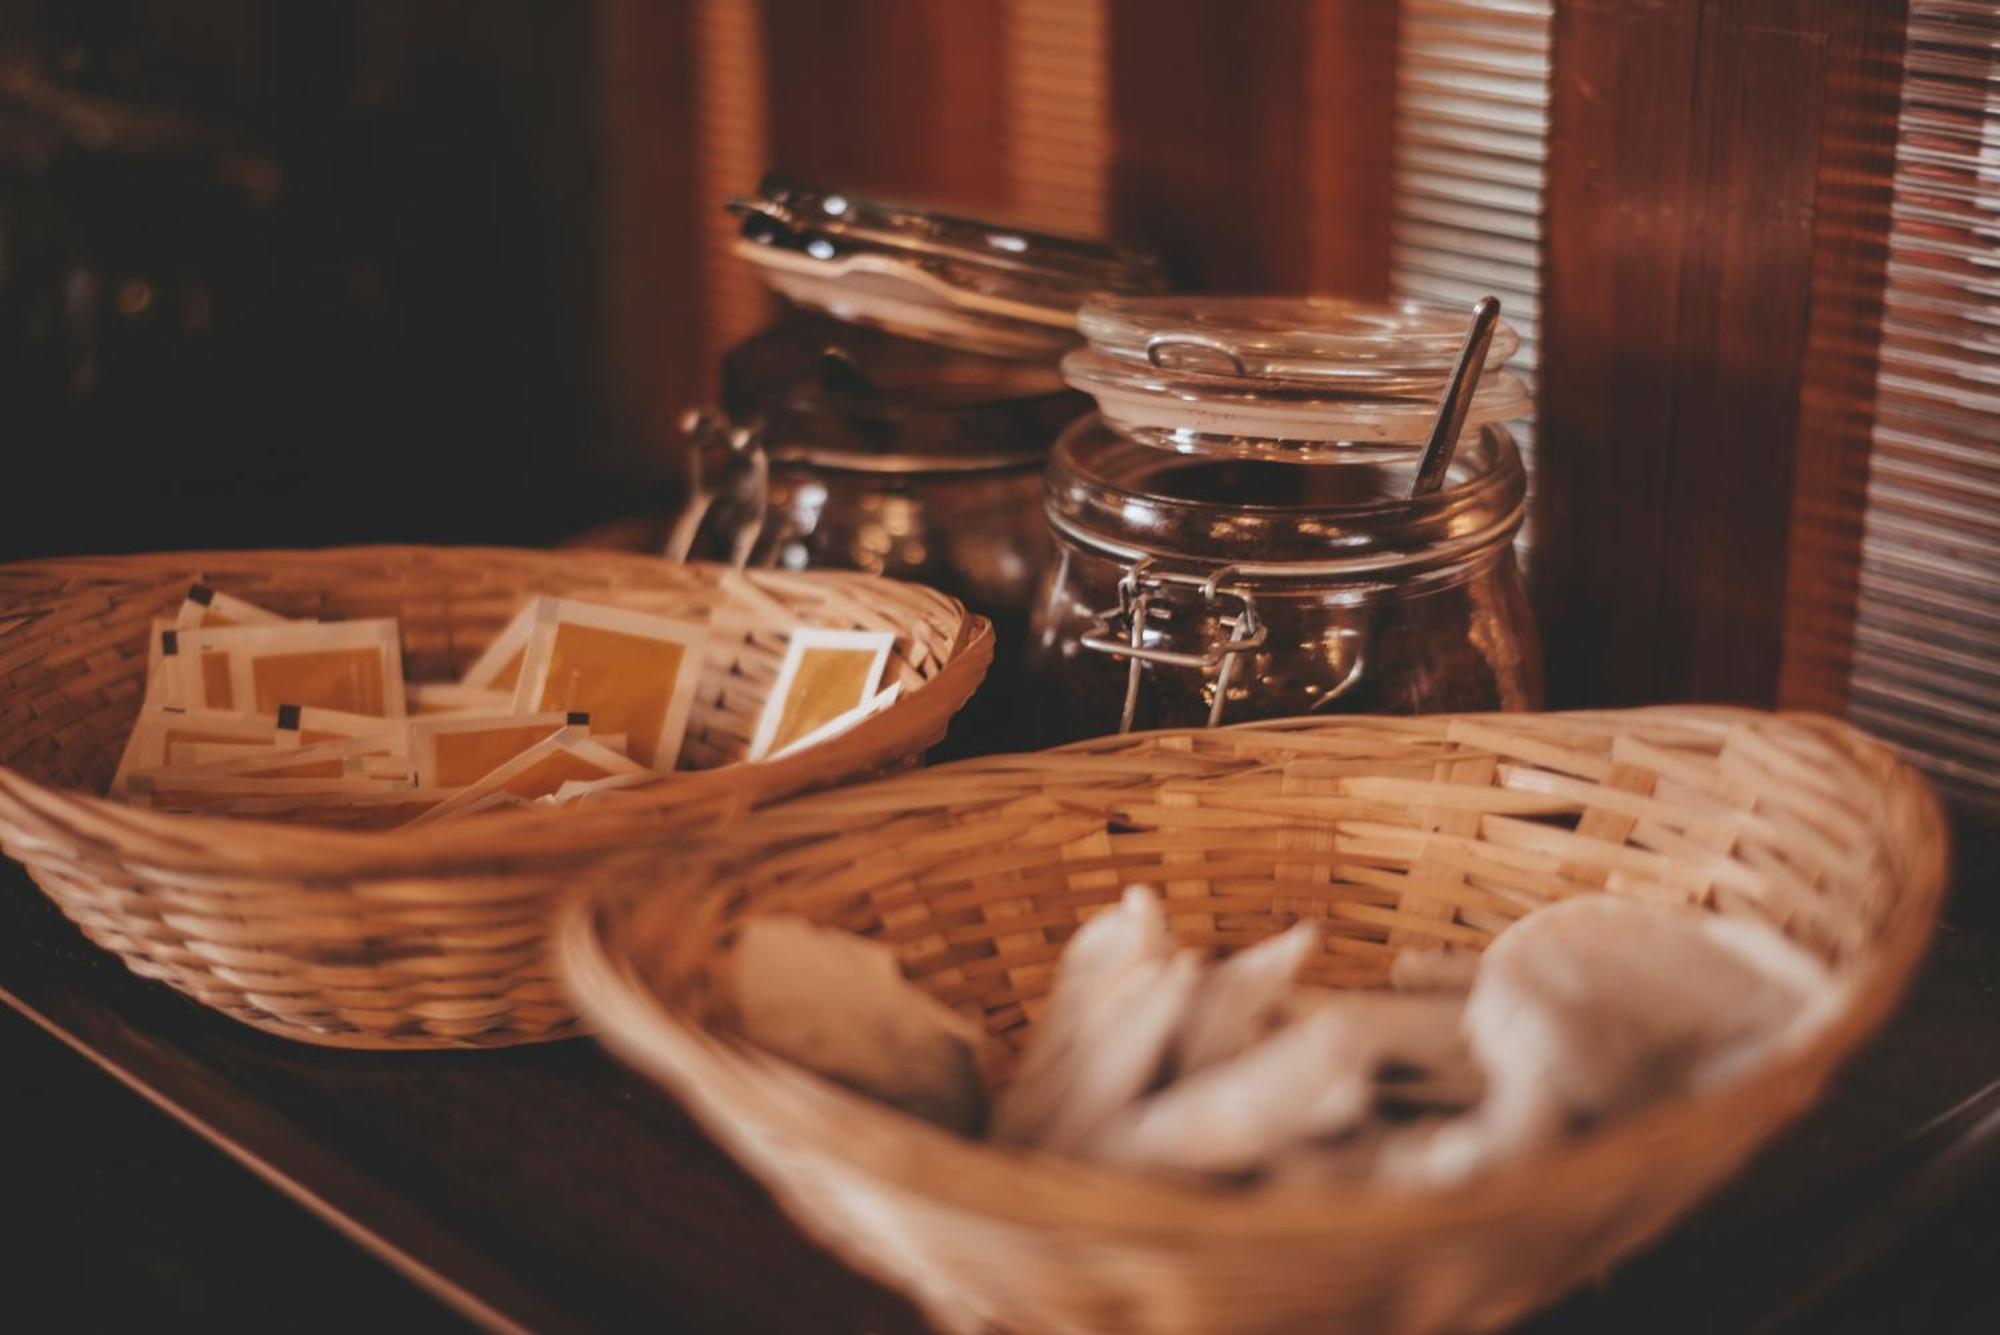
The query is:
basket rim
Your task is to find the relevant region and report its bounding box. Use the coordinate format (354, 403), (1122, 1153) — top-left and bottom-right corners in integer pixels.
(556, 706), (1951, 1239)
(0, 546), (994, 875)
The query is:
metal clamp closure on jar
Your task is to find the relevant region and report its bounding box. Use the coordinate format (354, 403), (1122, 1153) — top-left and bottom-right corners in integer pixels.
(665, 409), (770, 568)
(1079, 557), (1268, 732)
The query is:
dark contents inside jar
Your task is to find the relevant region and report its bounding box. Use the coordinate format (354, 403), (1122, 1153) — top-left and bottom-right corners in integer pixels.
(723, 315), (1079, 464)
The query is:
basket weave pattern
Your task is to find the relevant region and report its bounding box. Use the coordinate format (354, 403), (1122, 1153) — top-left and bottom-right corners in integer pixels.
(0, 546), (990, 1048)
(561, 708), (1947, 1335)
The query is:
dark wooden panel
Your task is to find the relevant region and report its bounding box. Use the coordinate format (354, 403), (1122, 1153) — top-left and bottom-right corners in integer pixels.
(1537, 0), (1908, 708)
(597, 0), (705, 487)
(1304, 0), (1399, 301)
(763, 0), (1007, 210)
(1533, 0), (1701, 704)
(1108, 0), (1396, 294)
(1777, 3), (1909, 715)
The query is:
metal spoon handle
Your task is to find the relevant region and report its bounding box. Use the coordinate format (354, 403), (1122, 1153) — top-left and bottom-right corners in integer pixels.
(1411, 295), (1502, 497)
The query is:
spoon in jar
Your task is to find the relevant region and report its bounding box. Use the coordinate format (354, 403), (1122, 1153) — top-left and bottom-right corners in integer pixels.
(1410, 295), (1502, 498)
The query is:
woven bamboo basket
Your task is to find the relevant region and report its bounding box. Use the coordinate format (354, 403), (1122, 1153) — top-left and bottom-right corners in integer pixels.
(559, 707), (1947, 1335)
(0, 546), (990, 1049)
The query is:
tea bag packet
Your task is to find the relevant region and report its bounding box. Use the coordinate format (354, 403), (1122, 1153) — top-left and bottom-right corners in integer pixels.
(152, 731), (416, 784)
(730, 916), (986, 1134)
(109, 707), (281, 796)
(409, 710), (589, 789)
(459, 598), (545, 693)
(168, 740), (291, 767)
(174, 582), (291, 630)
(539, 770), (657, 808)
(176, 619), (406, 717)
(172, 707), (407, 766)
(143, 620), (185, 707)
(766, 681), (904, 761)
(1283, 988), (1480, 1120)
(749, 629), (896, 760)
(274, 704), (411, 754)
(1381, 898), (1835, 1188)
(1082, 1004), (1381, 1177)
(127, 772), (405, 814)
(1278, 988), (1470, 1079)
(232, 786), (467, 829)
(1173, 922), (1321, 1075)
(448, 789), (537, 819)
(992, 887), (1203, 1153)
(408, 682), (515, 715)
(510, 599), (706, 769)
(404, 728), (646, 826)
(1389, 946), (1482, 993)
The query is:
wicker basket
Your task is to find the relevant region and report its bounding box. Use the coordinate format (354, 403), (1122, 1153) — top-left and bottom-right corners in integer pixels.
(558, 708), (1947, 1335)
(0, 546), (990, 1049)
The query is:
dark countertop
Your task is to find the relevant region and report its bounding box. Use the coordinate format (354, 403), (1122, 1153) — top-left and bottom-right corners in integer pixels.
(5, 862), (2000, 1334)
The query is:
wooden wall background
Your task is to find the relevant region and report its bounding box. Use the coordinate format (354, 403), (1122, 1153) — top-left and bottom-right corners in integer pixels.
(11, 0), (1981, 852)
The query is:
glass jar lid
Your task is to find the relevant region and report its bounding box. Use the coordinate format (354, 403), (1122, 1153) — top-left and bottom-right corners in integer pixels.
(730, 175), (1163, 360)
(1064, 295), (1531, 460)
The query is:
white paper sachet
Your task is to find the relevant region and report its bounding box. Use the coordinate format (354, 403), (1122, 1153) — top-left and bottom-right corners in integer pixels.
(1279, 987), (1471, 1086)
(1389, 946), (1482, 993)
(1379, 897), (1837, 1188)
(1174, 922), (1321, 1076)
(731, 917), (987, 1135)
(1083, 1004), (1379, 1177)
(990, 885), (1187, 1150)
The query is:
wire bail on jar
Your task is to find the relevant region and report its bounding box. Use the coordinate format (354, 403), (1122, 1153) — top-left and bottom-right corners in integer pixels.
(1079, 557), (1268, 732)
(1070, 296), (1509, 734)
(665, 408), (769, 570)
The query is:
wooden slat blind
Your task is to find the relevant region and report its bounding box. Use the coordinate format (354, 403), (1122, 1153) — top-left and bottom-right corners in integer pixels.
(1390, 0), (1552, 468)
(694, 0), (772, 377)
(1848, 0), (2000, 816)
(1004, 0), (1111, 237)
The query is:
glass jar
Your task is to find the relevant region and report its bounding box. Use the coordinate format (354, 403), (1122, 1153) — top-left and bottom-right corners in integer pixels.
(696, 314), (1077, 622)
(675, 177), (1160, 753)
(1029, 296), (1542, 742)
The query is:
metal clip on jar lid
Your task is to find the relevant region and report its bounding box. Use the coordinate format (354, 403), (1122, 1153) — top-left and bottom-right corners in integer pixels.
(729, 174), (1163, 360)
(1062, 295), (1532, 460)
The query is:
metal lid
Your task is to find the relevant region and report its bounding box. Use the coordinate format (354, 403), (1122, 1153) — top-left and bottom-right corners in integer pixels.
(730, 175), (1164, 360)
(1063, 295), (1532, 459)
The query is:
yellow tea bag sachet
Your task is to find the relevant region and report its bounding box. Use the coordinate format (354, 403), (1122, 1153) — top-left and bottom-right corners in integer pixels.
(175, 582), (293, 630)
(176, 619), (405, 717)
(510, 599), (706, 769)
(151, 730), (414, 784)
(408, 710), (587, 789)
(767, 681), (902, 761)
(409, 682), (515, 715)
(110, 706), (281, 796)
(749, 628), (895, 760)
(405, 728), (646, 827)
(459, 598), (544, 692)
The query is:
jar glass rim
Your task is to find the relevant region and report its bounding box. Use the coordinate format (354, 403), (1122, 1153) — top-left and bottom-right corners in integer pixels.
(1045, 414), (1528, 571)
(1077, 294), (1522, 383)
